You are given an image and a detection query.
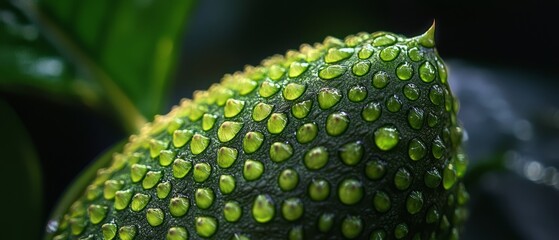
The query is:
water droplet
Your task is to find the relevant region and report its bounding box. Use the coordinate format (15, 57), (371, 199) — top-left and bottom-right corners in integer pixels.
(146, 208), (165, 227)
(278, 168), (299, 191)
(358, 45), (374, 59)
(267, 113), (288, 134)
(252, 102), (274, 122)
(291, 100), (312, 119)
(429, 85), (444, 106)
(318, 213), (334, 232)
(252, 194), (275, 223)
(243, 159), (264, 181)
(396, 62), (413, 80)
(318, 87), (342, 109)
(325, 48), (355, 63)
(166, 227), (188, 240)
(374, 126), (399, 151)
(372, 71), (389, 89)
(202, 114), (217, 131)
(425, 206), (440, 224)
(268, 65), (286, 80)
(172, 158), (192, 179)
(157, 182), (172, 199)
(424, 167), (442, 188)
(118, 225), (136, 240)
(283, 83), (306, 100)
(341, 215), (363, 239)
(269, 142), (293, 163)
(149, 139), (168, 158)
(308, 179), (330, 201)
(195, 216), (217, 238)
(173, 129), (193, 148)
(406, 191), (424, 214)
(281, 198), (304, 221)
(407, 47), (423, 62)
(339, 141), (364, 166)
(386, 95), (402, 112)
(394, 223), (408, 239)
(130, 164), (148, 183)
(318, 65), (346, 80)
(366, 160), (386, 180)
(338, 178), (364, 205)
(88, 204), (108, 224)
(193, 163), (212, 183)
(370, 229), (387, 240)
(443, 163), (457, 190)
(243, 131), (264, 154)
(259, 81), (281, 98)
(223, 201), (242, 222)
(102, 223), (117, 240)
(362, 102), (382, 122)
(380, 46), (400, 62)
(432, 136), (445, 160)
(296, 123), (318, 144)
(352, 60), (371, 76)
(394, 168), (412, 190)
(373, 191), (391, 213)
(403, 83), (420, 101)
(419, 61), (436, 82)
(195, 188), (215, 209)
(104, 180), (124, 200)
(131, 193), (150, 212)
(190, 133), (210, 155)
(304, 146), (329, 170)
(142, 171), (163, 189)
(224, 99), (245, 118)
(348, 85), (367, 102)
(218, 175), (236, 195)
(288, 61), (309, 78)
(217, 147), (238, 168)
(169, 197), (190, 217)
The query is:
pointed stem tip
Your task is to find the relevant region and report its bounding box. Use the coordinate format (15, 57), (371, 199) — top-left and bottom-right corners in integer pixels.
(419, 20), (436, 48)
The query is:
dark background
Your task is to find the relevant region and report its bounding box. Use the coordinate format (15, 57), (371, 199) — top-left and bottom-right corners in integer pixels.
(2, 0), (559, 239)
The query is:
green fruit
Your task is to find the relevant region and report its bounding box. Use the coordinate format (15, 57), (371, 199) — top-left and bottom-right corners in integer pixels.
(47, 23), (469, 239)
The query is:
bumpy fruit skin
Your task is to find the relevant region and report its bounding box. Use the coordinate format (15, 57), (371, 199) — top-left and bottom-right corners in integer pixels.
(47, 24), (468, 240)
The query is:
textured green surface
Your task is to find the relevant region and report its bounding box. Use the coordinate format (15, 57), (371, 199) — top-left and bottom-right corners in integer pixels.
(47, 24), (468, 239)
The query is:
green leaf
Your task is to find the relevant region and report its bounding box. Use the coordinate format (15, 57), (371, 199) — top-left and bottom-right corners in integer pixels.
(4, 0), (196, 133)
(0, 99), (42, 240)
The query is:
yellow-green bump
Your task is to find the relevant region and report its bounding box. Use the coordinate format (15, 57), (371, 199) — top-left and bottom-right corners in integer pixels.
(87, 204), (108, 224)
(408, 138), (427, 161)
(406, 191), (424, 214)
(172, 159), (192, 179)
(169, 197), (189, 217)
(394, 168), (412, 190)
(86, 185), (101, 201)
(173, 129), (193, 148)
(252, 102), (274, 122)
(326, 112), (349, 136)
(339, 141), (363, 166)
(351, 60), (371, 76)
(358, 45), (374, 59)
(318, 213), (334, 232)
(195, 188), (215, 209)
(338, 178), (364, 205)
(156, 181), (172, 199)
(193, 162), (211, 183)
(146, 208), (164, 227)
(103, 180), (123, 200)
(252, 194), (275, 223)
(370, 229), (386, 240)
(101, 223), (117, 240)
(202, 114), (218, 131)
(224, 99), (245, 118)
(142, 171), (162, 189)
(268, 65), (285, 80)
(432, 136), (445, 159)
(223, 201), (242, 222)
(288, 226), (304, 240)
(278, 168), (299, 191)
(379, 46), (400, 62)
(131, 193), (150, 212)
(190, 133), (210, 155)
(324, 48), (354, 63)
(243, 131), (264, 154)
(443, 163), (457, 190)
(130, 164), (148, 183)
(386, 95), (402, 112)
(317, 87), (342, 109)
(243, 159), (264, 181)
(303, 146), (329, 170)
(149, 139), (168, 158)
(259, 81), (281, 98)
(419, 61), (436, 82)
(114, 189), (133, 210)
(219, 175), (236, 194)
(195, 216), (217, 238)
(366, 160), (387, 180)
(217, 121), (244, 142)
(296, 123), (318, 144)
(394, 223), (408, 239)
(159, 150), (176, 167)
(118, 225), (136, 240)
(362, 102), (382, 122)
(373, 191), (391, 213)
(291, 100), (312, 119)
(374, 126), (399, 151)
(319, 65), (346, 80)
(217, 147), (238, 168)
(166, 227), (188, 240)
(341, 216), (363, 239)
(283, 83), (306, 100)
(426, 206), (440, 224)
(70, 218), (86, 235)
(396, 62), (413, 80)
(308, 179), (330, 201)
(288, 61), (309, 78)
(269, 142), (293, 163)
(372, 71), (389, 89)
(267, 113), (288, 134)
(281, 198), (304, 221)
(424, 167), (442, 188)
(373, 34), (396, 47)
(348, 85), (367, 102)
